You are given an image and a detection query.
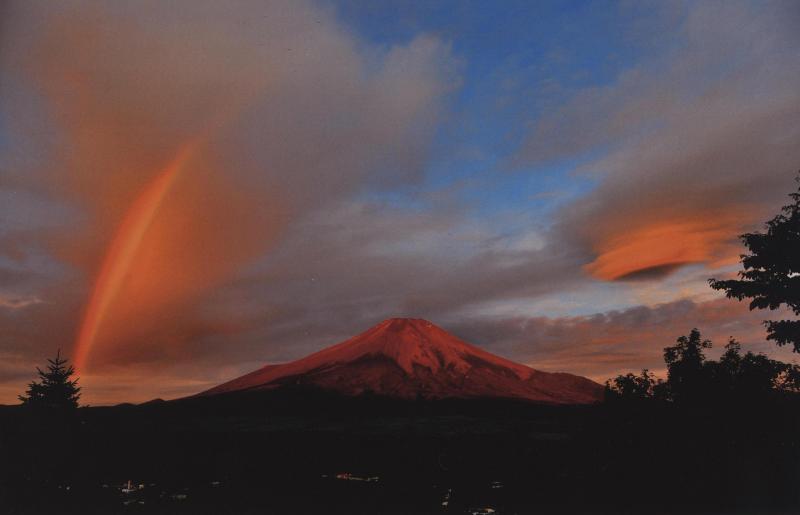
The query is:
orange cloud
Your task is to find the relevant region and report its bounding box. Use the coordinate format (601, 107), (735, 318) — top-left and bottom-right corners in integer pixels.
(584, 213), (748, 281)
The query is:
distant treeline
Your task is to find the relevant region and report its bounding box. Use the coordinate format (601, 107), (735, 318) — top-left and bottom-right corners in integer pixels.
(606, 328), (800, 404)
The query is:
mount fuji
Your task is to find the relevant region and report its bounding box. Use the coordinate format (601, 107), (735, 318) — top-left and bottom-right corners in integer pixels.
(200, 318), (603, 404)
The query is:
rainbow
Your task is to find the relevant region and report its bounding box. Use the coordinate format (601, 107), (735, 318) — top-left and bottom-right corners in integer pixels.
(73, 144), (196, 372)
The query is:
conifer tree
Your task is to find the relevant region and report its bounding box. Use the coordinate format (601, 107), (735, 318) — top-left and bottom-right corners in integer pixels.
(19, 350), (81, 409)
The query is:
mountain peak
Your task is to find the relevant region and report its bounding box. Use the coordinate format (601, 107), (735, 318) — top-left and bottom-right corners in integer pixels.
(380, 317), (434, 327)
(383, 317), (430, 324)
(374, 318), (442, 337)
(200, 318), (603, 404)
(373, 318), (434, 339)
(310, 316), (529, 379)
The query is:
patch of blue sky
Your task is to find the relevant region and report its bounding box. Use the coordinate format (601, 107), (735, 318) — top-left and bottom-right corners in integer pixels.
(453, 261), (731, 322)
(447, 282), (639, 320)
(459, 156), (600, 214)
(328, 0), (672, 129)
(337, 1), (675, 229)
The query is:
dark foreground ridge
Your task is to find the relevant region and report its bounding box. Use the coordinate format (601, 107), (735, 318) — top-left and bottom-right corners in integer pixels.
(200, 318), (604, 404)
(1, 389), (799, 514)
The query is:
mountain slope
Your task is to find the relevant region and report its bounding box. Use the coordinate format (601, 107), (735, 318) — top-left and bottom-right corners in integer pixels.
(200, 318), (603, 404)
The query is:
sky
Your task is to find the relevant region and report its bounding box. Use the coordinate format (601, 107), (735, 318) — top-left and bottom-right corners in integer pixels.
(1, 0), (799, 405)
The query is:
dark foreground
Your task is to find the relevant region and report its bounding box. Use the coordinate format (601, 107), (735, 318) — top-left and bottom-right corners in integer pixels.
(1, 389), (799, 514)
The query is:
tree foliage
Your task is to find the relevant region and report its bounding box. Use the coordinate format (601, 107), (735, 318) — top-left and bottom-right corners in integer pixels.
(19, 350), (81, 409)
(664, 328), (712, 403)
(605, 369), (667, 402)
(709, 174), (800, 352)
(607, 328), (800, 404)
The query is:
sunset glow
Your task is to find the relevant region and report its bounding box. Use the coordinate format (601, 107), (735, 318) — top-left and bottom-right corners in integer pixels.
(1, 0), (798, 406)
(2, 4), (799, 513)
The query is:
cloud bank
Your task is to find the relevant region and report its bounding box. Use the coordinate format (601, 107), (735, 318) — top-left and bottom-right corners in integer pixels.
(519, 1), (800, 280)
(0, 0), (453, 381)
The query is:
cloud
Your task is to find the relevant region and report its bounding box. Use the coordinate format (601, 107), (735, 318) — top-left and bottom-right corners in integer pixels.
(182, 199), (589, 359)
(518, 0), (800, 281)
(0, 0), (455, 385)
(0, 294), (42, 310)
(447, 297), (799, 383)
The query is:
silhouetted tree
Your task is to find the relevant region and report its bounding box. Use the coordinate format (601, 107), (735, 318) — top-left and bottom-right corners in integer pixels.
(605, 369), (666, 402)
(607, 329), (800, 404)
(19, 350), (81, 409)
(706, 337), (799, 399)
(776, 363), (800, 392)
(710, 173), (800, 352)
(663, 328), (712, 403)
(708, 338), (743, 395)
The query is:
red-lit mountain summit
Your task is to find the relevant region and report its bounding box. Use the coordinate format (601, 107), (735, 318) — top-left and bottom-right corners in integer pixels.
(201, 318), (603, 404)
